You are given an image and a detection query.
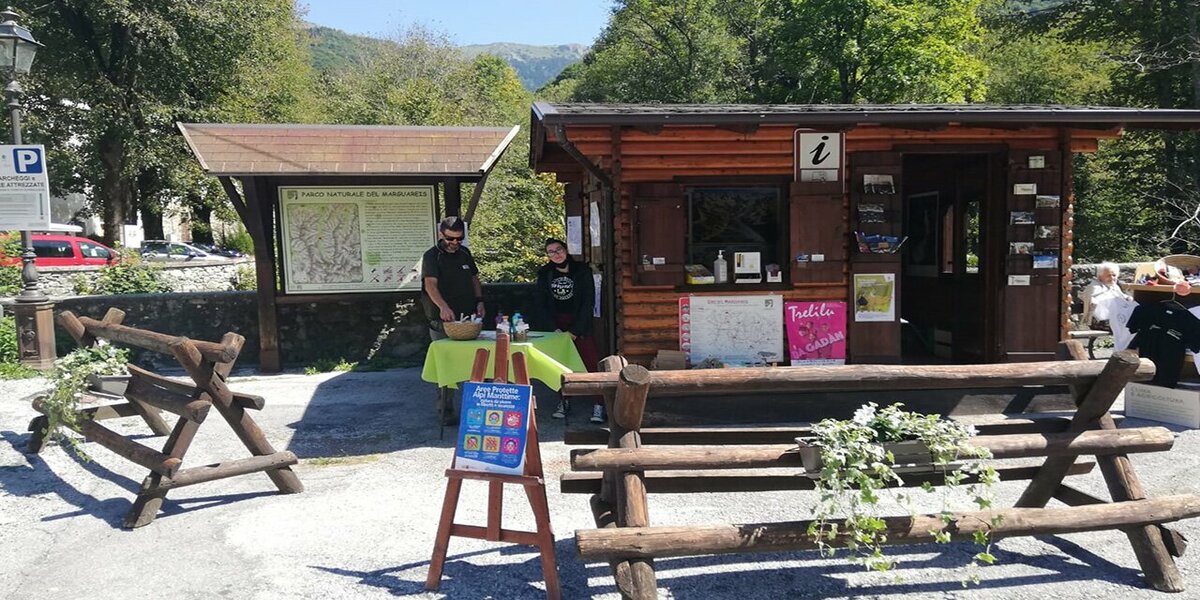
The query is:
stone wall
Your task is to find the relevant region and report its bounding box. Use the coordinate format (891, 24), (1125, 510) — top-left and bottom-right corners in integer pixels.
(28, 258), (254, 297)
(26, 283), (537, 368)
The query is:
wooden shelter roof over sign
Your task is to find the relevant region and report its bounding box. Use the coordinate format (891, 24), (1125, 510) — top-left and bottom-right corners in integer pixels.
(178, 123), (521, 179)
(533, 102), (1200, 129)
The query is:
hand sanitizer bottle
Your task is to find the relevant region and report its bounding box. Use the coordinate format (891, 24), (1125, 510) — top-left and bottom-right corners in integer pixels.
(714, 250), (728, 284)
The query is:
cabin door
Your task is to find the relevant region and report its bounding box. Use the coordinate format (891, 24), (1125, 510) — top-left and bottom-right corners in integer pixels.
(900, 153), (1000, 363)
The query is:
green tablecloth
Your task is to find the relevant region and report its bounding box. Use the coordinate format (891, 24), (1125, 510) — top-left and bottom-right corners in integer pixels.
(421, 331), (586, 390)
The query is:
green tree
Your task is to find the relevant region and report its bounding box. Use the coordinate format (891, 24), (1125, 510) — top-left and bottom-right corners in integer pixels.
(323, 26), (565, 281)
(761, 0), (988, 103)
(571, 0), (745, 103)
(18, 0), (315, 245)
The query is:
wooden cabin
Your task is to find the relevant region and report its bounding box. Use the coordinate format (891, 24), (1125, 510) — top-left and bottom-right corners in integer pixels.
(529, 103), (1200, 366)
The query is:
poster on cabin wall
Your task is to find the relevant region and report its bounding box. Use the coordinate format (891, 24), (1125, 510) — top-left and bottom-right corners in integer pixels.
(679, 295), (784, 366)
(278, 185), (435, 293)
(794, 131), (843, 182)
(853, 274), (896, 322)
(785, 301), (847, 365)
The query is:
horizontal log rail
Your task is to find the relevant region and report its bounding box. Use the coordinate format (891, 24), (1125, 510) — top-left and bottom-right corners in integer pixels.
(560, 462), (1098, 495)
(126, 364), (265, 411)
(563, 415), (1127, 446)
(71, 313), (237, 363)
(576, 494), (1200, 560)
(155, 451), (298, 491)
(570, 428), (1175, 472)
(124, 375), (212, 424)
(33, 397), (182, 478)
(560, 358), (1155, 398)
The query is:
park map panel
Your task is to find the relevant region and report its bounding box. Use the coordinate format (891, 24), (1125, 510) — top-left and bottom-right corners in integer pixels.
(279, 186), (436, 293)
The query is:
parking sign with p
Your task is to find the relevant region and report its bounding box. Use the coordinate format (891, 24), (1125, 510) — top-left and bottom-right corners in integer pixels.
(13, 147), (42, 173)
(0, 144), (50, 230)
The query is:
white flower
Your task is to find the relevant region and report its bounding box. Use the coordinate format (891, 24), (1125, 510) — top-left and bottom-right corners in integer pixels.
(852, 403), (877, 426)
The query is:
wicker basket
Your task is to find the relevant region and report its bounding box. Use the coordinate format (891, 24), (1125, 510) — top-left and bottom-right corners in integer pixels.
(443, 321), (482, 341)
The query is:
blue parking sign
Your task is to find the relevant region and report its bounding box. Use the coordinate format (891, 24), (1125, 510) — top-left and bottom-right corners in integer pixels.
(12, 147), (42, 173)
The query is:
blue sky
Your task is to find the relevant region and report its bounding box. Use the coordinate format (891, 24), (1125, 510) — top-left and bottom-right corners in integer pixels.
(298, 0), (613, 46)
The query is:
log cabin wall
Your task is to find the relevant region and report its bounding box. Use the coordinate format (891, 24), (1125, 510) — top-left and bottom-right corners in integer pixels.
(541, 123), (1115, 366)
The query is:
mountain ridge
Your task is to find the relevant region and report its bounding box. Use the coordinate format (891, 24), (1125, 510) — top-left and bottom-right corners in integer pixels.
(304, 25), (587, 91)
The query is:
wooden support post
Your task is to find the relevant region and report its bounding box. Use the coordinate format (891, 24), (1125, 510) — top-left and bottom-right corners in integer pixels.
(597, 355), (628, 506)
(1016, 351), (1185, 591)
(610, 364), (655, 600)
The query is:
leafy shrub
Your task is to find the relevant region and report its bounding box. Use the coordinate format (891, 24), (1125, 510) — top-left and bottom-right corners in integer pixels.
(0, 315), (19, 363)
(0, 264), (21, 295)
(1, 230), (21, 259)
(304, 357), (356, 374)
(88, 250), (172, 295)
(231, 265), (257, 290)
(41, 345), (131, 457)
(220, 225), (254, 256)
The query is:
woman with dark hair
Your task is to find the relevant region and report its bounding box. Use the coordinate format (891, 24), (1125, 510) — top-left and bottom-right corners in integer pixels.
(535, 238), (604, 422)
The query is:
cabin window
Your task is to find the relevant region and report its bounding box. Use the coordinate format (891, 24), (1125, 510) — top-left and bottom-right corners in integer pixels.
(686, 187), (786, 277)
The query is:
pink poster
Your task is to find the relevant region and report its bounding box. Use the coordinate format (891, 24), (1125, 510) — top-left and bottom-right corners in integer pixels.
(785, 301), (847, 365)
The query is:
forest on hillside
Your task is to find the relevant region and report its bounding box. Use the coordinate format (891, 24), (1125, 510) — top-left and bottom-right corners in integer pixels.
(13, 0), (1200, 282)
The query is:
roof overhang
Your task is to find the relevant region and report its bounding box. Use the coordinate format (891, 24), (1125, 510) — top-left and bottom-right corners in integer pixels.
(532, 102), (1200, 130)
(179, 123), (521, 179)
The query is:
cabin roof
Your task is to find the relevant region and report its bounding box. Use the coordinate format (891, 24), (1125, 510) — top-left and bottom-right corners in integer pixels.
(178, 123), (520, 178)
(532, 102), (1200, 129)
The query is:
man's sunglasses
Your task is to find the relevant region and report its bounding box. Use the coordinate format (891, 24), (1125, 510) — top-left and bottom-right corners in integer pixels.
(444, 235), (464, 242)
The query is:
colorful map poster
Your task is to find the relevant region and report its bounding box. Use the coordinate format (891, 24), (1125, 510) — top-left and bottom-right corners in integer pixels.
(853, 273), (896, 322)
(279, 186), (435, 293)
(785, 301), (846, 365)
(679, 295), (784, 366)
(456, 382), (532, 475)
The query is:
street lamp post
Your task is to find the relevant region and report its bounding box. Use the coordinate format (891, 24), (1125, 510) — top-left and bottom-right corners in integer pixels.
(0, 7), (52, 369)
(0, 7), (43, 302)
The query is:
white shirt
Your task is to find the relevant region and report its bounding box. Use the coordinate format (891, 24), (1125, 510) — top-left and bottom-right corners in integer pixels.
(1083, 281), (1130, 322)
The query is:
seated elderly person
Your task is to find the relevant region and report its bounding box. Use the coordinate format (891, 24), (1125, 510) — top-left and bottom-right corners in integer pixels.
(1081, 261), (1131, 330)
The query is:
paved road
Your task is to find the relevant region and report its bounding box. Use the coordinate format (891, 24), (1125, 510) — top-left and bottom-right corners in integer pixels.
(2, 368), (1200, 599)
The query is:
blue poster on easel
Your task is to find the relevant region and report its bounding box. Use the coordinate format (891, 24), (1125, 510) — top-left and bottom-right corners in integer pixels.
(456, 382), (532, 475)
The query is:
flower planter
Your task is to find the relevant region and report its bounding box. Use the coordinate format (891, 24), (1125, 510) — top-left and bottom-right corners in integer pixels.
(795, 437), (933, 475)
(87, 373), (130, 397)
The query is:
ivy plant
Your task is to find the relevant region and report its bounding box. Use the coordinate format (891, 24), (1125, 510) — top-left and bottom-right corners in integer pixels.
(39, 344), (130, 458)
(806, 402), (1001, 578)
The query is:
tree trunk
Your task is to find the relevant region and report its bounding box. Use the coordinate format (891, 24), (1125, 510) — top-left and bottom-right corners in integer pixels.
(98, 131), (130, 247)
(191, 204), (214, 244)
(141, 206), (163, 240)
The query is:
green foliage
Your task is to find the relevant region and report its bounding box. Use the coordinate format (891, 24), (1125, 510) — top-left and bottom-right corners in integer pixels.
(806, 403), (998, 575)
(1, 231), (21, 259)
(231, 265), (258, 291)
(39, 344), (130, 457)
(0, 315), (20, 363)
(0, 265), (21, 296)
(571, 0), (746, 103)
(87, 251), (173, 295)
(220, 225), (255, 256)
(24, 1), (319, 244)
(0, 362), (38, 379)
(305, 357), (356, 375)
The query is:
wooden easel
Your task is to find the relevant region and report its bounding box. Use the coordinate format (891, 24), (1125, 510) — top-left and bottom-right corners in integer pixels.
(426, 332), (560, 599)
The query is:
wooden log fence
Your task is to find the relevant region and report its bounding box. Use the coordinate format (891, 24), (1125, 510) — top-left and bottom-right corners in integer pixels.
(26, 308), (302, 528)
(561, 351), (1200, 596)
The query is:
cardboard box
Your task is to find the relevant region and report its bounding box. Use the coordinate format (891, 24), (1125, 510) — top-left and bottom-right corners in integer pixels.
(1124, 382), (1200, 428)
(650, 350), (688, 371)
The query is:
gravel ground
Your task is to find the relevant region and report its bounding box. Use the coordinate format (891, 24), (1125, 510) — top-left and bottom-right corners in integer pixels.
(2, 368), (1200, 600)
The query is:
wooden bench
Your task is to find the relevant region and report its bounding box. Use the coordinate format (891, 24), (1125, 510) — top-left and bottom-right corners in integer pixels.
(27, 308), (303, 528)
(561, 353), (1200, 597)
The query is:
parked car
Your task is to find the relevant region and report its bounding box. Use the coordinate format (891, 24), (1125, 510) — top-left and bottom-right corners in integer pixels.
(192, 243), (245, 258)
(139, 240), (225, 261)
(0, 234), (119, 267)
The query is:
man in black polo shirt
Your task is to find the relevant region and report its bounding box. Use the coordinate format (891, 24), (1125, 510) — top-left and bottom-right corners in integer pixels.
(422, 217), (484, 424)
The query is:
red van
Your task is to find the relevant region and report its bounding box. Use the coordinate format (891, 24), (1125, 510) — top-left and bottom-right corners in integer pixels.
(2, 234), (118, 267)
